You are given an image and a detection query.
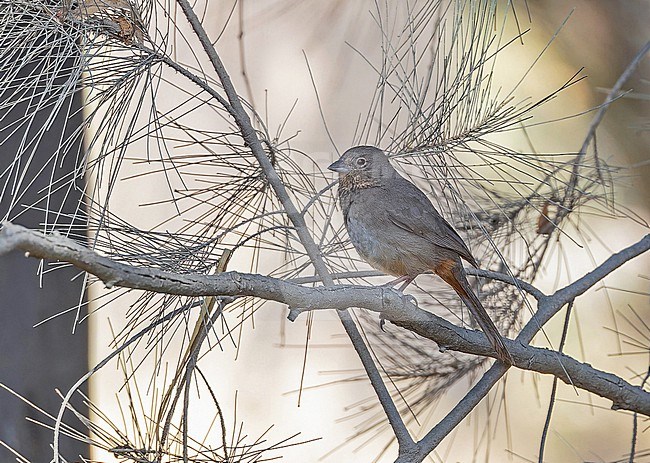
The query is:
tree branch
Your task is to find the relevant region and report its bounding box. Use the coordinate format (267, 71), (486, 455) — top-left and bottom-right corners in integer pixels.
(173, 0), (414, 450)
(2, 222), (649, 421)
(567, 40), (650, 198)
(416, 234), (650, 456)
(383, 301), (650, 415)
(578, 40), (650, 157)
(407, 363), (509, 461)
(417, 41), (650, 457)
(522, 233), (650, 341)
(289, 268), (545, 300)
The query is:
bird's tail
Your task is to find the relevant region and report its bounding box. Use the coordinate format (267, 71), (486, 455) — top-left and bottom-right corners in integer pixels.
(437, 263), (513, 364)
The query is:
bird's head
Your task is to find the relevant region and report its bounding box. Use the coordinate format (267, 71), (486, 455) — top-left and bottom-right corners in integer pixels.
(327, 146), (394, 182)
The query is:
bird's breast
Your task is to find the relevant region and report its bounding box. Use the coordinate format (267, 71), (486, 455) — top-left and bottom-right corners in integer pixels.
(345, 204), (426, 277)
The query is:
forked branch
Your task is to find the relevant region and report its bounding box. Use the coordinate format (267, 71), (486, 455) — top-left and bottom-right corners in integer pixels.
(1, 222), (648, 422)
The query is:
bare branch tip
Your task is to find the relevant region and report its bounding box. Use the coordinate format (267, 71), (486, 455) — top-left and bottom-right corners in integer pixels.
(0, 221), (19, 256)
(287, 308), (301, 322)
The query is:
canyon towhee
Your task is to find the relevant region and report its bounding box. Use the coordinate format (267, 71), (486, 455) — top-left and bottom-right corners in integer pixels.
(328, 145), (512, 364)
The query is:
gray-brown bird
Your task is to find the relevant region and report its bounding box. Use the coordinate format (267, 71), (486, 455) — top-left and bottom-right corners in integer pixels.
(328, 145), (512, 364)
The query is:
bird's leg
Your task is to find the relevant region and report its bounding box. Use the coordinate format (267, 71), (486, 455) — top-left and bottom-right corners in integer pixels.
(382, 275), (416, 292)
(397, 276), (416, 292)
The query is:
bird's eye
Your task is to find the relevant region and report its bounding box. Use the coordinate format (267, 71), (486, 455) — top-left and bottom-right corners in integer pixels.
(355, 157), (367, 167)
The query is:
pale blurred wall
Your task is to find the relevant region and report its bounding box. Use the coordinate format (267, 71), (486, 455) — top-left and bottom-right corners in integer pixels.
(90, 1), (650, 462)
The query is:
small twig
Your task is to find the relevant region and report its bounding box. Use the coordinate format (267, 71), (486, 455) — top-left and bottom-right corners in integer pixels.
(182, 365), (191, 463)
(164, 297), (231, 463)
(289, 268), (545, 300)
(237, 0), (256, 111)
(158, 250), (232, 458)
(303, 51), (339, 154)
(538, 301), (573, 463)
(467, 268), (546, 300)
(567, 40), (650, 197)
(195, 367), (230, 460)
(579, 40), (650, 157)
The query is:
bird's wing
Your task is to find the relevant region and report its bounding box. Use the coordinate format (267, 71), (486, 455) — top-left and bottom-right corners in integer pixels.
(380, 178), (479, 267)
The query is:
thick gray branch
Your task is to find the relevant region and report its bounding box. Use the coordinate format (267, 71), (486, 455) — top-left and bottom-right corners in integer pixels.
(1, 222), (649, 419)
(387, 305), (650, 416)
(521, 233), (650, 342)
(416, 234), (650, 456)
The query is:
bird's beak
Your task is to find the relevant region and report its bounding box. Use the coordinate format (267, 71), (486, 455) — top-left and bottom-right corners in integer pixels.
(328, 159), (350, 174)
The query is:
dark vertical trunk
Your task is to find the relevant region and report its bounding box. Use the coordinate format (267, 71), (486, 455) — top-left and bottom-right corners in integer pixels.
(0, 36), (88, 461)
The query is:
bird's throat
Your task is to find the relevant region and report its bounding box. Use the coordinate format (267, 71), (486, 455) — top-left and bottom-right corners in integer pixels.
(338, 172), (380, 192)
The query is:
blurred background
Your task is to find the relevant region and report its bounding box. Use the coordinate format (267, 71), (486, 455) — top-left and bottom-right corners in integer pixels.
(1, 1), (649, 462)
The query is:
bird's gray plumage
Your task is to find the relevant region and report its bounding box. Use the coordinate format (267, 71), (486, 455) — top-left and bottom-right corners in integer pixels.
(328, 145), (512, 364)
(332, 146), (477, 276)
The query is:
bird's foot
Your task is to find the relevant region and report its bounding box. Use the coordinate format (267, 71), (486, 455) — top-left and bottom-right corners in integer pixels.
(381, 275), (416, 293)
